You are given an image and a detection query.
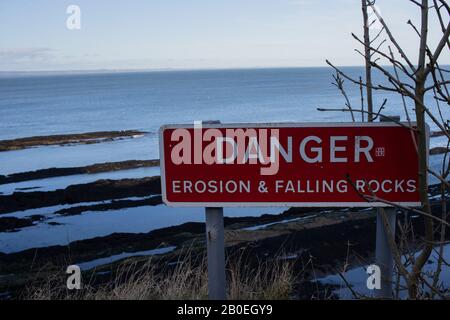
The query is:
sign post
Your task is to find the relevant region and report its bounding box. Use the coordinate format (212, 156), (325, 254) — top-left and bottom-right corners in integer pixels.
(205, 207), (226, 300)
(375, 207), (396, 298)
(202, 121), (227, 300)
(374, 116), (400, 299)
(159, 121), (422, 300)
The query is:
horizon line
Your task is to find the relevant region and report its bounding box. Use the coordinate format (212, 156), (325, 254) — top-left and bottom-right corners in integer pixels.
(0, 64), (371, 76)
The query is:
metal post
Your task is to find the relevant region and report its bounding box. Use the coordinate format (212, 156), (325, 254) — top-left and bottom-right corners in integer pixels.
(199, 120), (226, 300)
(375, 207), (396, 298)
(374, 115), (400, 299)
(205, 207), (226, 300)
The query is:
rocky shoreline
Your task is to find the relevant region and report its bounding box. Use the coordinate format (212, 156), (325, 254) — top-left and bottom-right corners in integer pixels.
(1, 196), (448, 299)
(0, 176), (161, 214)
(0, 129), (448, 299)
(0, 175), (447, 298)
(0, 159), (160, 185)
(0, 130), (147, 152)
(0, 206), (373, 296)
(430, 146), (450, 155)
(0, 216), (44, 233)
(430, 130), (450, 138)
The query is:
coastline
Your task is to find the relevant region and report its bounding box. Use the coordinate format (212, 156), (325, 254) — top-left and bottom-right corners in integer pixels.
(1, 194), (448, 299)
(0, 130), (147, 152)
(0, 127), (448, 299)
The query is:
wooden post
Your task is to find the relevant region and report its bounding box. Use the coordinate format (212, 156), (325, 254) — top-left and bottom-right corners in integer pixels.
(205, 207), (226, 300)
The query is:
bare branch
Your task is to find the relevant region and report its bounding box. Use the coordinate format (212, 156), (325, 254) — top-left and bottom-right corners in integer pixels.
(364, 195), (450, 228)
(332, 73), (356, 122)
(368, 1), (417, 72)
(317, 107), (415, 129)
(352, 32), (415, 80)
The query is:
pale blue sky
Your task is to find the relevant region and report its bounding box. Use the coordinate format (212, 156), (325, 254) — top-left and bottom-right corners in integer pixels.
(0, 0), (448, 71)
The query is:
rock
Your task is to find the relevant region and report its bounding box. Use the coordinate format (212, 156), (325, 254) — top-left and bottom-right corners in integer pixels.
(0, 130), (147, 152)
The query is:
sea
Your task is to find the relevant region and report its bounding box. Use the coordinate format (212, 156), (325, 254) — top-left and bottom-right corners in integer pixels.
(0, 67), (448, 259)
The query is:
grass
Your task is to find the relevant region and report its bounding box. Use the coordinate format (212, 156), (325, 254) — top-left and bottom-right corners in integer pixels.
(24, 249), (295, 300)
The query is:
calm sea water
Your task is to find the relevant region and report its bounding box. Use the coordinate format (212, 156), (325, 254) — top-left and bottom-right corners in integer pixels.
(1, 67), (447, 175)
(1, 67), (445, 141)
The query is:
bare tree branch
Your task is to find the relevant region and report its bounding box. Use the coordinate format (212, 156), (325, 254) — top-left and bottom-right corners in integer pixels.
(368, 1), (417, 72)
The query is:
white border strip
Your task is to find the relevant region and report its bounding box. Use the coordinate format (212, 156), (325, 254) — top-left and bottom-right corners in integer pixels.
(159, 121), (421, 208)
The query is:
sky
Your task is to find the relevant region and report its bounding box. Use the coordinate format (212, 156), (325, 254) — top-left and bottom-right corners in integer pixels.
(0, 0), (448, 71)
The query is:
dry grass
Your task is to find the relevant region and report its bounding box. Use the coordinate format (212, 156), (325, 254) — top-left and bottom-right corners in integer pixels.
(24, 250), (295, 300)
(227, 253), (293, 300)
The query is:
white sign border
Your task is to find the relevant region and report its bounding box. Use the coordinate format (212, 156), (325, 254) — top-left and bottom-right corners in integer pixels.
(159, 122), (423, 208)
